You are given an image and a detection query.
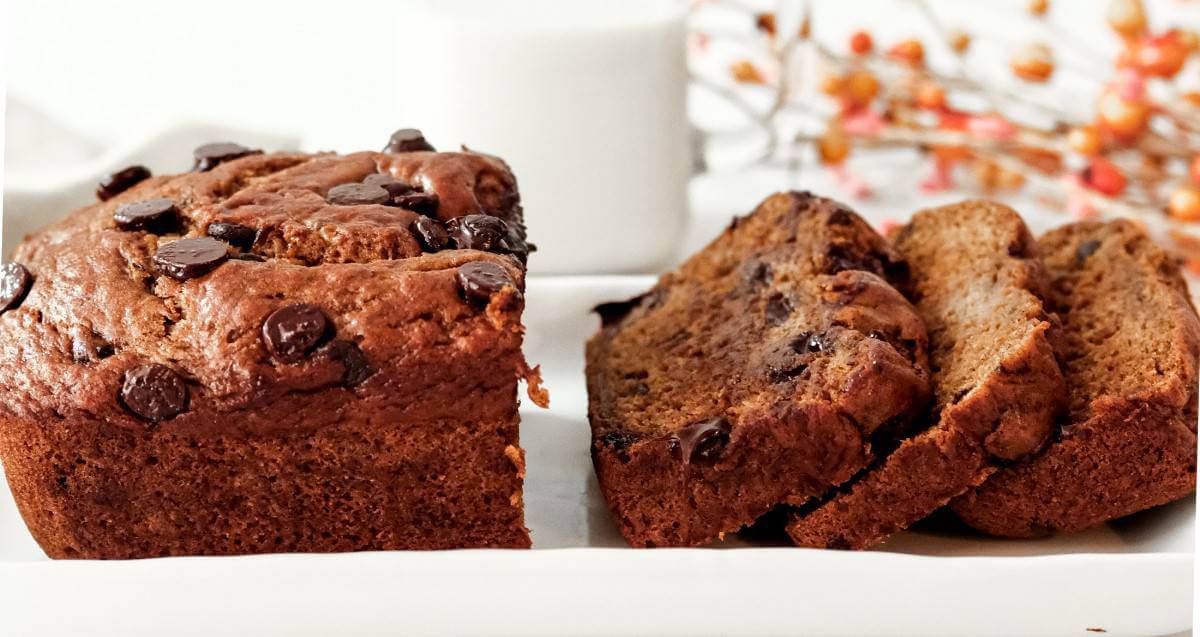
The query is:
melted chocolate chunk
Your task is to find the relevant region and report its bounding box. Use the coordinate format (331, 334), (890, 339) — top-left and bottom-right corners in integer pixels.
(96, 165), (151, 201)
(594, 293), (650, 327)
(671, 417), (732, 465)
(446, 214), (509, 252)
(384, 128), (436, 153)
(153, 237), (229, 281)
(1076, 239), (1101, 263)
(392, 191), (440, 216)
(411, 217), (449, 252)
(206, 222), (258, 250)
(326, 183), (390, 206)
(597, 430), (641, 463)
(262, 304), (330, 363)
(363, 173), (415, 197)
(792, 332), (829, 354)
(193, 142), (262, 172)
(457, 261), (519, 307)
(0, 263), (33, 313)
(113, 198), (180, 234)
(320, 340), (373, 386)
(120, 364), (188, 422)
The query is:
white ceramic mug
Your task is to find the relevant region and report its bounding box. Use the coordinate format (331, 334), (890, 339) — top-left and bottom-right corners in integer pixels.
(395, 0), (690, 274)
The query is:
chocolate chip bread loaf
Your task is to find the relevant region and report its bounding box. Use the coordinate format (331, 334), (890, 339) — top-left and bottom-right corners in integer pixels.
(951, 220), (1199, 536)
(787, 201), (1064, 549)
(0, 130), (545, 558)
(586, 192), (932, 547)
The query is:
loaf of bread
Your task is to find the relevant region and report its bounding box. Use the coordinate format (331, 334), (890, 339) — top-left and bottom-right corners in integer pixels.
(0, 131), (544, 558)
(951, 219), (1199, 536)
(786, 201), (1065, 549)
(586, 192), (932, 547)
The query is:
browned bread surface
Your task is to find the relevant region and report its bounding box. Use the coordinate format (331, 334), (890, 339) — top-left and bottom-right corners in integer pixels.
(0, 144), (537, 557)
(951, 219), (1199, 536)
(586, 192), (932, 547)
(787, 200), (1065, 549)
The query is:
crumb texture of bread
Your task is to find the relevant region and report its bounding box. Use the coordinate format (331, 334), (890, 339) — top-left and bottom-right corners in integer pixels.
(951, 219), (1200, 537)
(586, 192), (932, 547)
(787, 200), (1065, 550)
(0, 149), (534, 557)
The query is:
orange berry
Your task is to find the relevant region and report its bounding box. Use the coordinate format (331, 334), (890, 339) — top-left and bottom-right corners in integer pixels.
(1081, 158), (1127, 196)
(888, 39), (925, 67)
(1097, 90), (1150, 139)
(820, 73), (847, 96)
(915, 82), (946, 110)
(1107, 0), (1146, 38)
(1067, 126), (1103, 156)
(756, 13), (777, 37)
(849, 30), (874, 56)
(730, 60), (766, 85)
(1136, 32), (1189, 78)
(949, 30), (972, 55)
(1190, 156), (1200, 184)
(846, 69), (879, 104)
(1011, 43), (1055, 82)
(818, 128), (851, 165)
(1028, 0), (1049, 17)
(1169, 186), (1200, 221)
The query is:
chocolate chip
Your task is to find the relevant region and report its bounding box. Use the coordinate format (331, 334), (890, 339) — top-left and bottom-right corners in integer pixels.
(363, 173), (414, 197)
(262, 304), (330, 363)
(383, 128), (435, 153)
(96, 165), (151, 201)
(826, 207), (855, 226)
(446, 214), (510, 252)
(153, 237), (229, 281)
(597, 431), (640, 463)
(321, 339), (373, 386)
(206, 222), (258, 250)
(765, 294), (793, 324)
(457, 261), (519, 307)
(193, 142), (261, 172)
(411, 217), (449, 252)
(671, 417), (732, 465)
(120, 363), (188, 421)
(327, 183), (390, 206)
(393, 191), (440, 216)
(113, 198), (180, 234)
(0, 263), (33, 313)
(744, 261), (772, 287)
(594, 292), (651, 328)
(793, 332), (828, 353)
(1076, 239), (1101, 262)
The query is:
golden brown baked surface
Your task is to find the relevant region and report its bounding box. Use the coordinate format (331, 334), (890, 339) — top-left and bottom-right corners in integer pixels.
(0, 140), (538, 557)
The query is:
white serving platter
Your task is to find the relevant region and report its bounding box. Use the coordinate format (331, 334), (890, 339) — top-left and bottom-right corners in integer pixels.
(0, 276), (1193, 637)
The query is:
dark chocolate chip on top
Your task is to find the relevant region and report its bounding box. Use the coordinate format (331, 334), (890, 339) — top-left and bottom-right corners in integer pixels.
(446, 214), (510, 252)
(193, 142), (262, 172)
(113, 198), (181, 234)
(384, 128), (436, 153)
(457, 261), (519, 307)
(96, 165), (151, 201)
(393, 191), (440, 216)
(411, 217), (450, 252)
(153, 237), (229, 281)
(363, 173), (414, 197)
(206, 222), (258, 250)
(120, 363), (188, 422)
(0, 263), (33, 313)
(320, 339), (374, 386)
(262, 304), (330, 363)
(326, 183), (390, 206)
